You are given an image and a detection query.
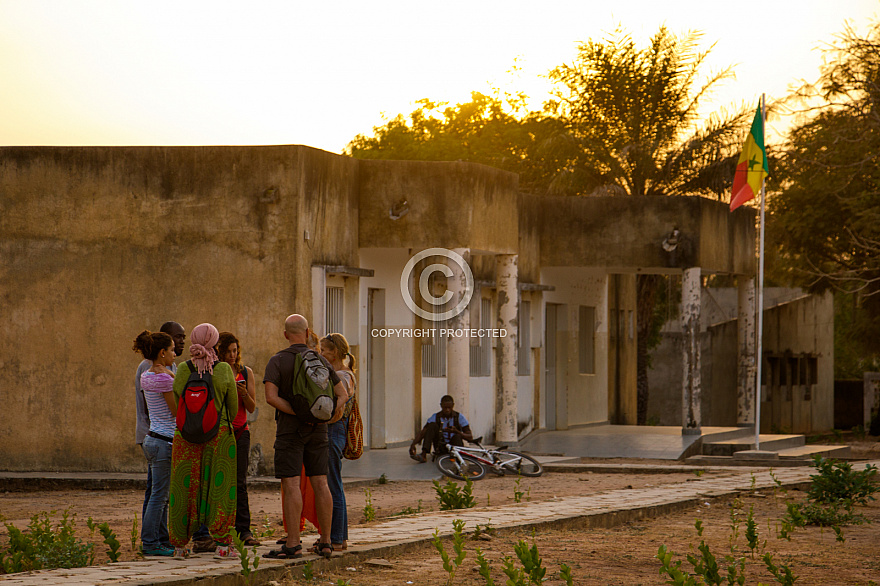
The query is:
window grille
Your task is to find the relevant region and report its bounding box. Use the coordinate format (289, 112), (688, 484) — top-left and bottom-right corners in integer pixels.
(470, 298), (491, 377)
(325, 286), (344, 335)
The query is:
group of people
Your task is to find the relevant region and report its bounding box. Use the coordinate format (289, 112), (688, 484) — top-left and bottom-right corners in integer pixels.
(132, 314), (358, 561)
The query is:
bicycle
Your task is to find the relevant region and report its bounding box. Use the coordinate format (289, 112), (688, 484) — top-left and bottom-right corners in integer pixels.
(435, 436), (543, 481)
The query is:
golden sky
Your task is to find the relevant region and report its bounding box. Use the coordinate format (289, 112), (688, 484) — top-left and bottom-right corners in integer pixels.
(1, 0), (877, 152)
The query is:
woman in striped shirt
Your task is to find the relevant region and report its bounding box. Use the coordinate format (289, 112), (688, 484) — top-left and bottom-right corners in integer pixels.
(133, 330), (178, 557)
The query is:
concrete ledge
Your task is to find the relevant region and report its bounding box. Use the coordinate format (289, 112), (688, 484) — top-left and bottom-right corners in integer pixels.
(0, 474), (379, 493)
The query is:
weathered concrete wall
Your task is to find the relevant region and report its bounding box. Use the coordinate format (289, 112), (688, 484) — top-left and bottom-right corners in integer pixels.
(0, 145), (358, 471)
(648, 291), (834, 433)
(537, 196), (756, 275)
(357, 160), (519, 254)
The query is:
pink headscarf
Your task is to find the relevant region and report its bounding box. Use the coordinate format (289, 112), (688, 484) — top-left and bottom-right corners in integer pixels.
(189, 323), (220, 375)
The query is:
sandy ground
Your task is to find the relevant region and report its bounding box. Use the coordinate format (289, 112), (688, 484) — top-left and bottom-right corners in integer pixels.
(296, 492), (880, 585)
(0, 469), (713, 566)
(1, 446), (877, 583)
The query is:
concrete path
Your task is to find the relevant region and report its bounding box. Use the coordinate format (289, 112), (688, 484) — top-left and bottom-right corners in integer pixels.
(6, 460), (876, 585)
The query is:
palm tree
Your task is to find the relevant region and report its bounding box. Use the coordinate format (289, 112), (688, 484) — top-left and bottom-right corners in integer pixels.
(546, 26), (752, 424)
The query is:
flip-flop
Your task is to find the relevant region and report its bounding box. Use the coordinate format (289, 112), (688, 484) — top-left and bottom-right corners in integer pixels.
(242, 536), (261, 547)
(262, 543), (302, 559)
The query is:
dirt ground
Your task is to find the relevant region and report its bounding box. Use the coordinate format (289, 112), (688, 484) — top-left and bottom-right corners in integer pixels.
(1, 449), (878, 583)
(0, 469), (708, 565)
(296, 491), (880, 585)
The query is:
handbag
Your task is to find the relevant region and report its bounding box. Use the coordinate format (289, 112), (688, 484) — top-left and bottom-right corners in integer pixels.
(343, 397), (364, 460)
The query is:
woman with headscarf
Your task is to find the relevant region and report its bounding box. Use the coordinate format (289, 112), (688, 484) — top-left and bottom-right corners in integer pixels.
(168, 323), (238, 559)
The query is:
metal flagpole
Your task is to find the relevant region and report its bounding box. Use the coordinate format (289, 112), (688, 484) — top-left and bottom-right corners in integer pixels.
(754, 94), (767, 451)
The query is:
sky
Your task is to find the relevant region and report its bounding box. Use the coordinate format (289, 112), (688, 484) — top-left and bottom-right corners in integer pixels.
(1, 0), (877, 153)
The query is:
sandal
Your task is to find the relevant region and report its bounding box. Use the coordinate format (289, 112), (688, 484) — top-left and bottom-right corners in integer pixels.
(332, 542), (347, 551)
(276, 536), (288, 545)
(312, 542), (333, 559)
(242, 536), (261, 547)
(262, 543), (303, 559)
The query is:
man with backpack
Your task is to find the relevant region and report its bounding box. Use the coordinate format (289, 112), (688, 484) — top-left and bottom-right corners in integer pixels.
(263, 314), (348, 560)
(409, 395), (473, 463)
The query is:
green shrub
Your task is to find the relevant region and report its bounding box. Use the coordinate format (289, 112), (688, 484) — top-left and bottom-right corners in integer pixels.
(1, 510), (94, 573)
(433, 478), (477, 510)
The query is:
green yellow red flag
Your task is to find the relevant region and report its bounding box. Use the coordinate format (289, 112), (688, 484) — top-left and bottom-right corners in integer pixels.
(729, 106), (769, 211)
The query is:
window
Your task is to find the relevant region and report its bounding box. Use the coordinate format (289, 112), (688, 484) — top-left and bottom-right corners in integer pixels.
(325, 286), (343, 334)
(517, 300), (531, 375)
(469, 298), (491, 377)
(421, 328), (447, 377)
(579, 305), (595, 374)
(421, 270), (447, 377)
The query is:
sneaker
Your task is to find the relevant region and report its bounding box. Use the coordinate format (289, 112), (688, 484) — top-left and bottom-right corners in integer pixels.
(172, 547), (190, 560)
(192, 537), (216, 553)
(214, 545), (235, 559)
(142, 545), (174, 557)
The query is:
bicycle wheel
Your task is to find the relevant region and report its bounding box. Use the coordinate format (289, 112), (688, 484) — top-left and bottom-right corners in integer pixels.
(497, 451), (543, 477)
(436, 454), (486, 481)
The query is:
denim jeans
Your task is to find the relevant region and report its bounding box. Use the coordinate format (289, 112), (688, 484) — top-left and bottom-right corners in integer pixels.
(141, 453), (153, 519)
(141, 435), (172, 549)
(327, 418), (348, 544)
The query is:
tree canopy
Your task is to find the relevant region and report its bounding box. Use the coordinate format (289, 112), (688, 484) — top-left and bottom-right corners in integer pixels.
(546, 26), (751, 199)
(770, 21), (880, 373)
(345, 91), (563, 194)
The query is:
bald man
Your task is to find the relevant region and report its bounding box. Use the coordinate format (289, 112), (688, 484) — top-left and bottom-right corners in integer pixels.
(263, 314), (348, 559)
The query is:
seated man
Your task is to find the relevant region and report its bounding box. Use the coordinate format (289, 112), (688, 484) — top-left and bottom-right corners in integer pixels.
(409, 395), (473, 463)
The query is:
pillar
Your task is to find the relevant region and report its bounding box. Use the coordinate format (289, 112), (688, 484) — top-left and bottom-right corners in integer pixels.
(737, 277), (757, 425)
(681, 267), (702, 434)
(446, 248), (471, 418)
(495, 254), (519, 445)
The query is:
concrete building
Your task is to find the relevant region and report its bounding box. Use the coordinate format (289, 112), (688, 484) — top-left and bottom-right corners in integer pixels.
(648, 288), (834, 433)
(1, 145), (760, 472)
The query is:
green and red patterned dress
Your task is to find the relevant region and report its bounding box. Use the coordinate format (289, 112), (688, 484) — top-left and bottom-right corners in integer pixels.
(169, 360), (238, 547)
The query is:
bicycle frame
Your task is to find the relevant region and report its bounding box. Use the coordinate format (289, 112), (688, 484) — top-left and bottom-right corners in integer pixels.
(444, 442), (526, 474)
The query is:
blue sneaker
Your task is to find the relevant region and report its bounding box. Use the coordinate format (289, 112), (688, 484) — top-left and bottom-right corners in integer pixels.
(143, 545), (175, 556)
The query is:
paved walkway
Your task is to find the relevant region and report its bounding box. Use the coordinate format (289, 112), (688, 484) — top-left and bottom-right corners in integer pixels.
(6, 460), (877, 585)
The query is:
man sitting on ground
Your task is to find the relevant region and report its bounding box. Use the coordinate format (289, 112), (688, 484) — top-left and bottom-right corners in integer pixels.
(409, 395), (473, 463)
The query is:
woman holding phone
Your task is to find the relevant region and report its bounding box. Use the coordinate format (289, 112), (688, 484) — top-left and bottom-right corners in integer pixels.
(217, 331), (259, 546)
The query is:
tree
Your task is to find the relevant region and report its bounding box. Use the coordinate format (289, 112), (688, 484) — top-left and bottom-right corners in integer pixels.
(346, 91), (564, 195)
(547, 26), (751, 423)
(771, 21), (880, 374)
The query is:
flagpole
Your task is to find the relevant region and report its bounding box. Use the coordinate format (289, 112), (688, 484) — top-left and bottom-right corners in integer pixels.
(754, 94), (767, 451)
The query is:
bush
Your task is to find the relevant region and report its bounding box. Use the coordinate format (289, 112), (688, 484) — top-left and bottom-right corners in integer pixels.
(1, 510), (94, 573)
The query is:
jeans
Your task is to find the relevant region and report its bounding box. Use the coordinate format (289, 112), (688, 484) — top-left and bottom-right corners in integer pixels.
(141, 451), (153, 520)
(327, 418), (348, 544)
(141, 435), (172, 549)
(234, 429), (252, 537)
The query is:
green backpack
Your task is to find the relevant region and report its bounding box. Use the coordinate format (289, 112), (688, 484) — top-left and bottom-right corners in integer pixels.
(285, 349), (336, 424)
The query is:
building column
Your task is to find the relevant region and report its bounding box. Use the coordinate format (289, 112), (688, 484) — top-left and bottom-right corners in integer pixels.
(681, 267), (702, 434)
(495, 254), (519, 445)
(737, 277), (757, 425)
(446, 248), (471, 419)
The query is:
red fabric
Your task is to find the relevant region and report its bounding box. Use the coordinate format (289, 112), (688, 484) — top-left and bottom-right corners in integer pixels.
(280, 465), (320, 534)
(231, 372), (248, 429)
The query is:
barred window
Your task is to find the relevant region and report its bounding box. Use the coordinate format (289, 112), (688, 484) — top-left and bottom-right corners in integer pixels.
(325, 286), (344, 334)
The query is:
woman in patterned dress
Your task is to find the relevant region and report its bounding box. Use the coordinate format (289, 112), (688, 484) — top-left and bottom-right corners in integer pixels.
(168, 323), (238, 559)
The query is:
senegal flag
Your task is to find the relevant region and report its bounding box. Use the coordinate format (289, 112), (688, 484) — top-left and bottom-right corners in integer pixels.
(729, 106), (769, 211)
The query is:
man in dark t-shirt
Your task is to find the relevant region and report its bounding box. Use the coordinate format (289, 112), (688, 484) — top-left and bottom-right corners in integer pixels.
(264, 314), (347, 559)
